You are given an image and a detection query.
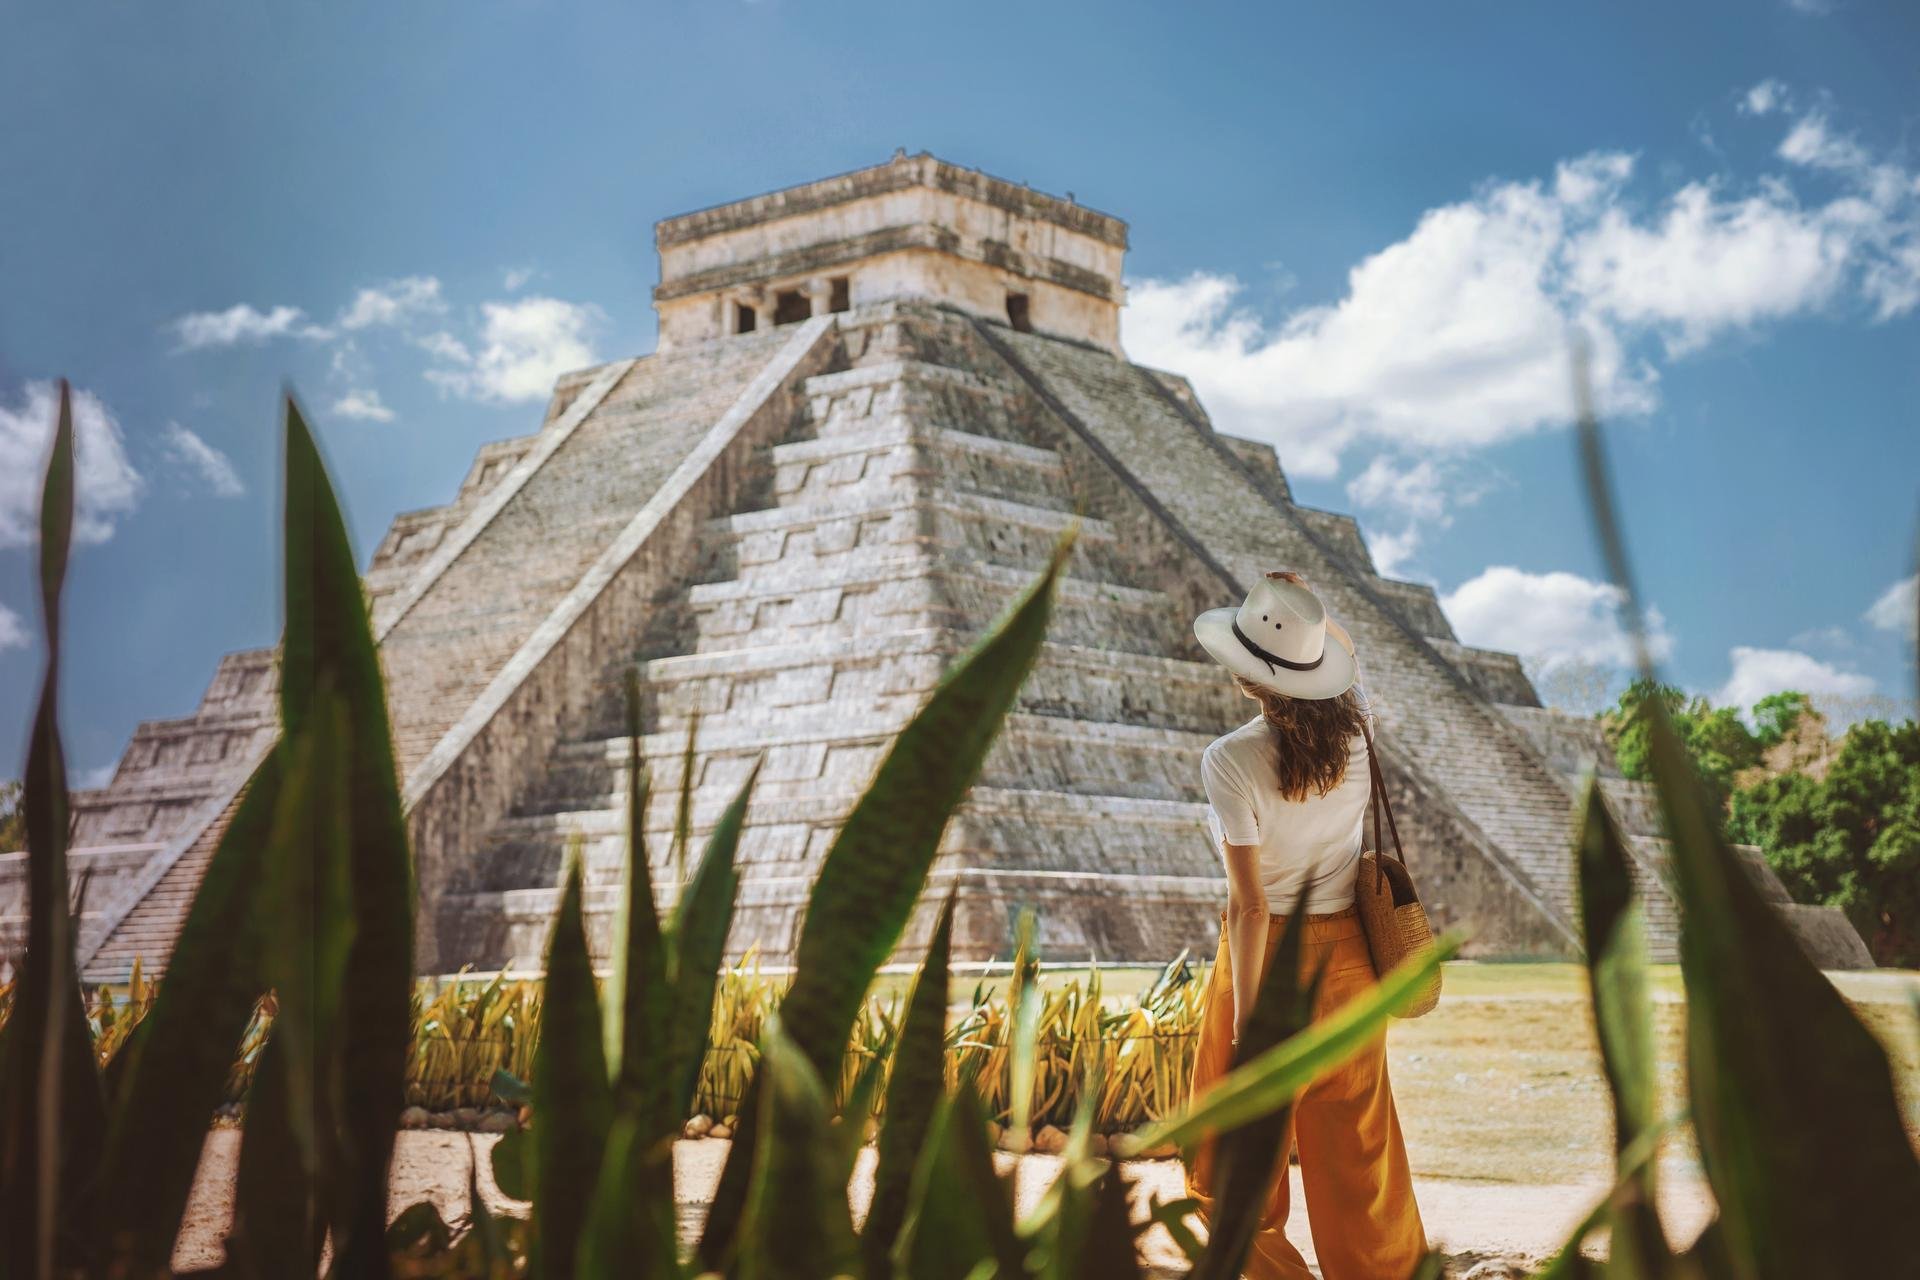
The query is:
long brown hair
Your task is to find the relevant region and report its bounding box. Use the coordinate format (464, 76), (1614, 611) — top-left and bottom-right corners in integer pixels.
(1233, 676), (1368, 802)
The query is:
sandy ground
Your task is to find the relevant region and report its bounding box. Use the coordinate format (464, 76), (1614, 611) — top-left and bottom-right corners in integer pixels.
(173, 1130), (1715, 1275)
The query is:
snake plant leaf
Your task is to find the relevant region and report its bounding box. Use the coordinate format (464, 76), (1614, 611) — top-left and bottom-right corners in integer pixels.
(894, 1086), (1025, 1280)
(1006, 908), (1041, 1151)
(1640, 698), (1920, 1278)
(1071, 1169), (1145, 1280)
(488, 1123), (531, 1201)
(1190, 900), (1318, 1280)
(1572, 397), (1920, 1276)
(1134, 933), (1458, 1152)
(670, 712), (699, 887)
(862, 891), (956, 1278)
(698, 534), (1070, 1266)
(604, 672), (669, 1127)
(665, 760), (755, 1120)
(737, 1021), (861, 1280)
(575, 1109), (680, 1280)
(529, 854), (613, 1280)
(228, 1033), (327, 1278)
(282, 394), (417, 1276)
(1570, 781), (1669, 1278)
(0, 380), (107, 1279)
(94, 748), (284, 1268)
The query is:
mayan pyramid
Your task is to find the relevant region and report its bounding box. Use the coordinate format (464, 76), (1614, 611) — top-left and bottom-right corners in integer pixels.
(11, 152), (1870, 981)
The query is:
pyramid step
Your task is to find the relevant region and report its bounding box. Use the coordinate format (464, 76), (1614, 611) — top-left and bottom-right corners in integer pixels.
(768, 419), (1073, 515)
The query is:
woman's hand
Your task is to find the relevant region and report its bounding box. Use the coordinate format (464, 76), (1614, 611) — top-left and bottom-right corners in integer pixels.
(1221, 839), (1268, 1052)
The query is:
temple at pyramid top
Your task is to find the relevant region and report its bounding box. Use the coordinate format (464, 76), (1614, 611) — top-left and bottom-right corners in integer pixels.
(652, 150), (1129, 352)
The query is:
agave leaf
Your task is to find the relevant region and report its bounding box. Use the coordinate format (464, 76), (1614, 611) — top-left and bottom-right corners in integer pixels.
(94, 749), (284, 1268)
(737, 1021), (860, 1280)
(698, 535), (1070, 1266)
(893, 1087), (1025, 1280)
(1647, 700), (1920, 1276)
(1071, 1169), (1145, 1280)
(1575, 378), (1920, 1275)
(832, 1045), (887, 1197)
(281, 395), (417, 1276)
(1138, 1195), (1205, 1264)
(665, 760), (755, 1119)
(862, 892), (956, 1278)
(574, 1110), (679, 1280)
(488, 1124), (531, 1201)
(604, 672), (670, 1128)
(1571, 781), (1668, 1277)
(1006, 909), (1041, 1151)
(1190, 901), (1318, 1280)
(228, 1033), (326, 1277)
(1134, 934), (1457, 1152)
(530, 855), (613, 1280)
(0, 381), (107, 1278)
(670, 712), (699, 887)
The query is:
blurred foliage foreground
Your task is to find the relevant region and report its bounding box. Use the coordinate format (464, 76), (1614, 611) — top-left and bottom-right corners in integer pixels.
(0, 383), (1915, 1278)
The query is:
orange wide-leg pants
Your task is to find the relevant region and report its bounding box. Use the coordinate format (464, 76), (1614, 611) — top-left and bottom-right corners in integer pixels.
(1184, 907), (1427, 1280)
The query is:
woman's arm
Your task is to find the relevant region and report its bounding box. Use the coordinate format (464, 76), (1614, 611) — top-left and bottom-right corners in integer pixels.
(1221, 839), (1269, 1047)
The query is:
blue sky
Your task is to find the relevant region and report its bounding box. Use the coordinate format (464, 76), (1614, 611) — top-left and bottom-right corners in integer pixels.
(2, 0), (1917, 782)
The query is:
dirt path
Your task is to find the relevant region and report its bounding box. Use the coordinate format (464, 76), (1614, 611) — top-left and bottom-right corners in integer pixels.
(174, 1131), (1714, 1275)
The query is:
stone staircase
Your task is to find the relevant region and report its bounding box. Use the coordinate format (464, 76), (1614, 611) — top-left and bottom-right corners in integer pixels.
(437, 309), (1251, 967)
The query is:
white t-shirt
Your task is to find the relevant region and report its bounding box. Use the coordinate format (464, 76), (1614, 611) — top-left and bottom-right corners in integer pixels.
(1200, 710), (1374, 913)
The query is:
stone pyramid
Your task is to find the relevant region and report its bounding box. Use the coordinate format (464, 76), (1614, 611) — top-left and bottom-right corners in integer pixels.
(13, 152), (1869, 981)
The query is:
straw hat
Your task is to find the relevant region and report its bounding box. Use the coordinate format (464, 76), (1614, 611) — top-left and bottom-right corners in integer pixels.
(1193, 573), (1357, 700)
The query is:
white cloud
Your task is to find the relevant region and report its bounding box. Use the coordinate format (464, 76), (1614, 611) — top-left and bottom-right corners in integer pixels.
(337, 276), (445, 331)
(1347, 456), (1452, 525)
(170, 303), (330, 351)
(1441, 566), (1673, 670)
(0, 602), (25, 653)
(332, 389), (396, 423)
(416, 331), (473, 364)
(1783, 0), (1834, 15)
(1364, 526), (1422, 580)
(1741, 80), (1787, 116)
(1566, 181), (1855, 353)
(1716, 645), (1873, 710)
(503, 266), (535, 291)
(161, 423), (245, 498)
(1865, 575), (1917, 640)
(426, 297), (601, 404)
(0, 381), (144, 547)
(1124, 98), (1920, 489)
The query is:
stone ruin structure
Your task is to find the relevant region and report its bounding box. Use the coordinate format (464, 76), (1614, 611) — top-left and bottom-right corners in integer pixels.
(4, 152), (1871, 980)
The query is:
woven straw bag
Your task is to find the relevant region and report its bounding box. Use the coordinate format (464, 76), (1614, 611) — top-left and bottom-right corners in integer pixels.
(1355, 721), (1442, 1018)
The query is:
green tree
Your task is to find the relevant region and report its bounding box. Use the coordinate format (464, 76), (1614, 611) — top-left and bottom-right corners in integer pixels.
(1602, 681), (1810, 815)
(1729, 719), (1920, 967)
(0, 778), (23, 851)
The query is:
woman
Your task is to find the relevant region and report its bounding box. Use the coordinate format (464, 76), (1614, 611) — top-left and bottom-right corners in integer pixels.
(1184, 570), (1427, 1280)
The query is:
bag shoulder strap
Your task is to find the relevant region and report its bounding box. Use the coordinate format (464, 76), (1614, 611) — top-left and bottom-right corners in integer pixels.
(1359, 718), (1406, 866)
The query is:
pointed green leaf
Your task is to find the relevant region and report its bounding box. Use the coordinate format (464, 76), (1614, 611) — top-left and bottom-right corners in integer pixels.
(1072, 1169), (1145, 1280)
(1191, 902), (1317, 1280)
(1644, 701), (1920, 1277)
(1006, 909), (1041, 1150)
(228, 1033), (327, 1278)
(737, 1022), (860, 1280)
(1574, 393), (1920, 1276)
(894, 1087), (1025, 1280)
(603, 672), (672, 1138)
(530, 856), (613, 1280)
(575, 1110), (680, 1280)
(94, 750), (283, 1268)
(701, 535), (1070, 1266)
(284, 396), (417, 1276)
(665, 760), (754, 1119)
(1571, 781), (1668, 1277)
(0, 381), (107, 1279)
(863, 893), (955, 1278)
